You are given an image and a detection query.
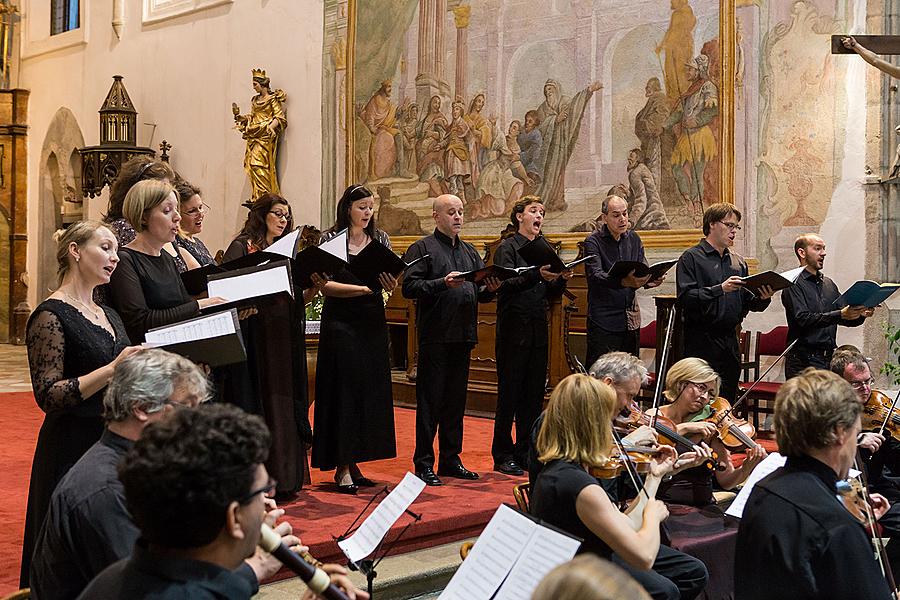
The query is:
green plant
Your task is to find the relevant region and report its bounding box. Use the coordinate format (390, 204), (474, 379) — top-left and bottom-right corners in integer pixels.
(882, 321), (900, 387)
(305, 293), (324, 321)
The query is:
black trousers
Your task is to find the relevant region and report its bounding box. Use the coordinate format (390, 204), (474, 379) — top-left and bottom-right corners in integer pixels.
(784, 347), (832, 379)
(683, 329), (740, 402)
(586, 325), (640, 369)
(492, 322), (547, 465)
(614, 544), (709, 600)
(414, 342), (472, 471)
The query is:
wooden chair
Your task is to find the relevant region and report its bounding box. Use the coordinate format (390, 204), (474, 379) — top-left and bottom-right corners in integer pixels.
(459, 541), (474, 560)
(637, 320), (658, 403)
(737, 326), (789, 431)
(0, 590), (30, 600)
(513, 482), (531, 513)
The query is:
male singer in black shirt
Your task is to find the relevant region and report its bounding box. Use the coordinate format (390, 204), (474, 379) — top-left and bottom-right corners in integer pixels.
(735, 369), (893, 600)
(676, 203), (773, 401)
(781, 233), (872, 378)
(402, 195), (500, 486)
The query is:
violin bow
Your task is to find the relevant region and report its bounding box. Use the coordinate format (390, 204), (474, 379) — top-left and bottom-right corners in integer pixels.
(877, 388), (900, 439)
(852, 450), (900, 597)
(730, 339), (799, 416)
(650, 307), (678, 429)
(612, 427), (649, 501)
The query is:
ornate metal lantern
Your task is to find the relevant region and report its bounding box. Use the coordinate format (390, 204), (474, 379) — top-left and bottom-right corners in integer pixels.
(79, 75), (154, 198)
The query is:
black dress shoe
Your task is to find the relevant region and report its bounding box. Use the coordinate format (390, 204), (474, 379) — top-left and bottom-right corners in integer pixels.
(352, 475), (377, 488)
(416, 467), (443, 486)
(438, 463), (480, 480)
(494, 460), (525, 476)
(336, 482), (358, 495)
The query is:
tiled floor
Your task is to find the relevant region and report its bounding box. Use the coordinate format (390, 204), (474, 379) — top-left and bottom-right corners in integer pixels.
(0, 343), (31, 392)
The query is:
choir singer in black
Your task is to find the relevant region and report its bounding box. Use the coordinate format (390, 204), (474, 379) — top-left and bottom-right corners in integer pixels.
(402, 194), (500, 486)
(490, 197), (570, 476)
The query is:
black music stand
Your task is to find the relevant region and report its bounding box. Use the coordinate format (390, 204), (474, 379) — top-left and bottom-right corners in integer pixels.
(333, 485), (422, 598)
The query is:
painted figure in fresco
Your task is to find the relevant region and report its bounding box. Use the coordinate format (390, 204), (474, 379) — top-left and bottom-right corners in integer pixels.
(416, 95), (449, 197)
(398, 102), (419, 178)
(375, 185), (426, 236)
(470, 120), (534, 219)
(444, 99), (473, 203)
(667, 55), (718, 224)
(657, 0), (697, 100)
(627, 148), (670, 230)
(359, 80), (400, 182)
(464, 93), (494, 188)
(569, 184), (630, 233)
(534, 78), (603, 212)
(518, 110), (544, 185)
(634, 77), (671, 186)
(232, 69), (287, 200)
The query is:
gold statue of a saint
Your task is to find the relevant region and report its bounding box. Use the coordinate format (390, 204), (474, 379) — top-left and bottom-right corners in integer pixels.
(232, 69), (287, 200)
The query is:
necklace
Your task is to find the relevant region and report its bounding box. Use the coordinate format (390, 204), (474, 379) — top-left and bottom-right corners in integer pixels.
(62, 291), (104, 321)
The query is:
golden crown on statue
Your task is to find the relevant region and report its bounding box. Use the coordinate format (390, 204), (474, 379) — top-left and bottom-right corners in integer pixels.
(252, 68), (267, 80)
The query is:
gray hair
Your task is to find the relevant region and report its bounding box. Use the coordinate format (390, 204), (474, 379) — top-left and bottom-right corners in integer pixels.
(830, 347), (869, 377)
(601, 195), (627, 215)
(103, 349), (210, 422)
(589, 351), (648, 386)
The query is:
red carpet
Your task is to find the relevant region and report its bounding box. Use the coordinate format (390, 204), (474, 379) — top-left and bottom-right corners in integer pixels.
(0, 394), (522, 594)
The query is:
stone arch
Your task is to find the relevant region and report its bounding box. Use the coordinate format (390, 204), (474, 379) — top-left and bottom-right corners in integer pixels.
(38, 108), (85, 298)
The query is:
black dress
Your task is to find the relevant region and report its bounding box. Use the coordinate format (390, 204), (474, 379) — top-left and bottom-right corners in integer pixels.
(20, 299), (129, 586)
(311, 231), (396, 470)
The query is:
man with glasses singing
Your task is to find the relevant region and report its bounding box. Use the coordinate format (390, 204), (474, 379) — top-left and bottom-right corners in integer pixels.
(676, 203), (774, 401)
(782, 234), (873, 378)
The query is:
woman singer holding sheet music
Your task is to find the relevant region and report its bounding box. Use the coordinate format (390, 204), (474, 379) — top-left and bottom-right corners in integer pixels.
(312, 184), (398, 494)
(490, 196), (570, 476)
(20, 220), (142, 586)
(108, 180), (226, 343)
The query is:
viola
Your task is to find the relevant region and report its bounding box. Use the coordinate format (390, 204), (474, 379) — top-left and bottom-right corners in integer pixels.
(616, 401), (722, 471)
(862, 390), (900, 438)
(703, 396), (758, 451)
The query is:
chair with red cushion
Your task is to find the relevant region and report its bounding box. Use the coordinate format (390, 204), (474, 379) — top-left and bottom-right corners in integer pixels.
(737, 326), (789, 432)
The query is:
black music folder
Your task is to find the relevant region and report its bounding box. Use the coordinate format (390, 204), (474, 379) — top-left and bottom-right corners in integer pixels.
(348, 241), (429, 288)
(451, 264), (533, 284)
(835, 280), (900, 308)
(739, 267), (803, 297)
(181, 263), (225, 296)
(606, 259), (677, 282)
(517, 235), (594, 272)
(203, 260), (295, 314)
(144, 308), (246, 367)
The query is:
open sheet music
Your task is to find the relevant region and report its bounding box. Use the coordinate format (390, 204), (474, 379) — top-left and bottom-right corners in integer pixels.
(439, 504), (581, 600)
(143, 309), (246, 367)
(337, 472), (426, 564)
(725, 453), (786, 519)
(207, 261), (294, 304)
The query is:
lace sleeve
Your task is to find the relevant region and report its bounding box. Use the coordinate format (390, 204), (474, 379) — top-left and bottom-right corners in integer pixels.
(26, 310), (83, 412)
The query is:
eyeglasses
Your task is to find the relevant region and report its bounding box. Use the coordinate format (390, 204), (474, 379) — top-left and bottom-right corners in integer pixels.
(268, 211), (290, 221)
(237, 477), (278, 505)
(719, 221), (742, 231)
(849, 378), (874, 391)
(183, 203), (210, 217)
(689, 382), (712, 397)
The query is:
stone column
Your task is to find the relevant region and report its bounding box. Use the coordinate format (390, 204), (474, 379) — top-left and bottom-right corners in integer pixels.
(415, 0), (450, 112)
(453, 5), (470, 101)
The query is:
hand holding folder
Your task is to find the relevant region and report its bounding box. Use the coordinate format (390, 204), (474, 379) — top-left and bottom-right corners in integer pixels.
(348, 240), (428, 289)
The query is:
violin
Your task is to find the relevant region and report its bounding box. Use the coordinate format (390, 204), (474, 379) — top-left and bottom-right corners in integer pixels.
(703, 396), (758, 451)
(862, 390), (900, 438)
(589, 446), (657, 479)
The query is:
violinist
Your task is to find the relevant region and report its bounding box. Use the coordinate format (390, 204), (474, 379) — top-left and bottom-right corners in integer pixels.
(735, 369), (893, 600)
(647, 358), (767, 506)
(531, 374), (709, 600)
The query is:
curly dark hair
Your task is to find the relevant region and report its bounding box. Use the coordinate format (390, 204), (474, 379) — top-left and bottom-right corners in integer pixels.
(331, 184), (376, 238)
(104, 156), (175, 221)
(173, 177), (202, 205)
(237, 193), (293, 251)
(118, 404), (270, 549)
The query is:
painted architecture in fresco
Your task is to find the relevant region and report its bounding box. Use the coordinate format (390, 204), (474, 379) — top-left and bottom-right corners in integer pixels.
(321, 0), (722, 236)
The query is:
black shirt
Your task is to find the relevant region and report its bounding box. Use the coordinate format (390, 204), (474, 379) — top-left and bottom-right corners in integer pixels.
(781, 269), (863, 350)
(531, 459), (609, 558)
(30, 429), (137, 600)
(109, 248), (200, 343)
(77, 541), (258, 600)
(401, 229), (494, 345)
(584, 225), (646, 332)
(735, 454), (892, 600)
(676, 239), (770, 332)
(495, 233), (566, 337)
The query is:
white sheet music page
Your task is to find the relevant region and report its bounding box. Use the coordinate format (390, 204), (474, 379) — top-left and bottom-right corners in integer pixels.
(439, 504), (536, 600)
(725, 452), (787, 518)
(266, 227), (300, 258)
(779, 266), (806, 283)
(319, 228), (348, 262)
(337, 472), (425, 564)
(493, 523), (581, 600)
(207, 264), (293, 302)
(143, 310), (237, 347)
